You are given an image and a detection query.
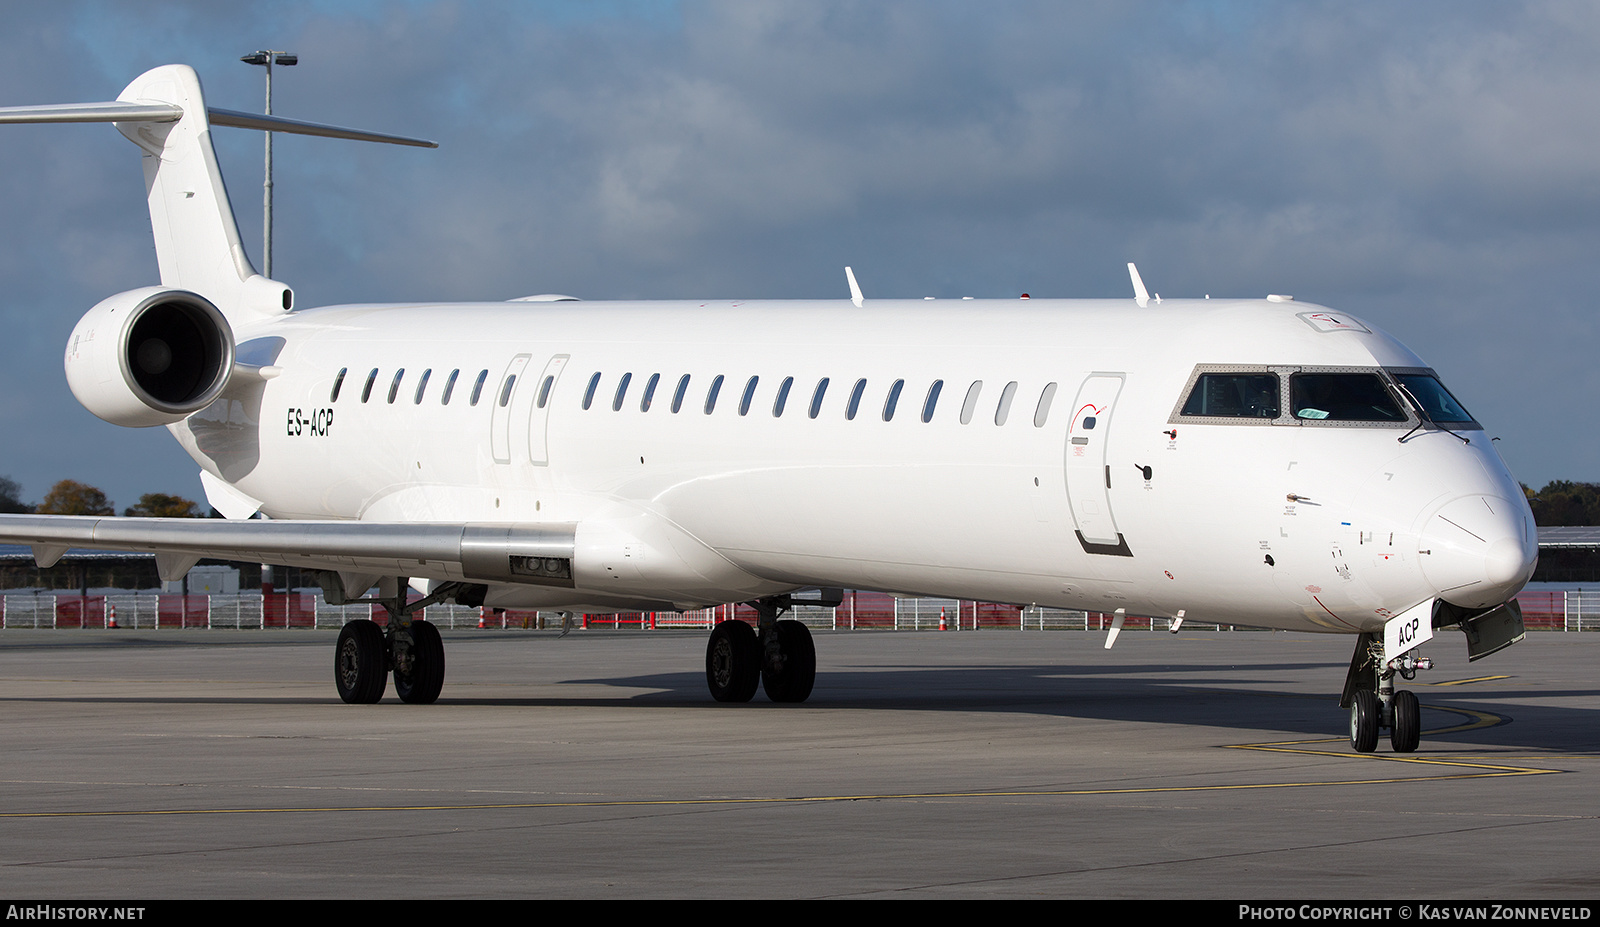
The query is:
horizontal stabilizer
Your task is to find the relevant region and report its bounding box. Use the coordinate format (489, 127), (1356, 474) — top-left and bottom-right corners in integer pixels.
(206, 107), (436, 148)
(0, 101), (181, 123)
(0, 101), (434, 148)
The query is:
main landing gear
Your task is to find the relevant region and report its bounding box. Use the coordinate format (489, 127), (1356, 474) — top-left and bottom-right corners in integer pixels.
(332, 576), (475, 705)
(1342, 632), (1430, 753)
(705, 596), (816, 704)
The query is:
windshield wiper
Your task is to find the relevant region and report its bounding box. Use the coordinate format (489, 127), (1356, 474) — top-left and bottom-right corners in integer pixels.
(1395, 382), (1469, 444)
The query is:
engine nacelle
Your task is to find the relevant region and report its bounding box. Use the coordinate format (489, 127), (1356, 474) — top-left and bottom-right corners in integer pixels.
(64, 287), (235, 427)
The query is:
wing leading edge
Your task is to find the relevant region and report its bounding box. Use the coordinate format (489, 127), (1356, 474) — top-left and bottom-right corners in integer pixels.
(0, 515), (574, 588)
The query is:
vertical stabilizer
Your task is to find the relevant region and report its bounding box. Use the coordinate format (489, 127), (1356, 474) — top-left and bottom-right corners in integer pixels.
(114, 66), (291, 322)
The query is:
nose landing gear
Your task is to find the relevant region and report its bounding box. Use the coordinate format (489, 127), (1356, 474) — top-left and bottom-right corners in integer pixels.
(1342, 632), (1429, 753)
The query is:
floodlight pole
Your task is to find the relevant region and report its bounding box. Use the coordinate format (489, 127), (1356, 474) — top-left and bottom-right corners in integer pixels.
(241, 50), (297, 279)
(241, 50), (296, 597)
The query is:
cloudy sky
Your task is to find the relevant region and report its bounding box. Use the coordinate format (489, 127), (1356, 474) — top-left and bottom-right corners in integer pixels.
(0, 1), (1596, 509)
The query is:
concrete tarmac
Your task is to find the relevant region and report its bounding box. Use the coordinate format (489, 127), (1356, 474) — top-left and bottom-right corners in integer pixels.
(0, 626), (1595, 899)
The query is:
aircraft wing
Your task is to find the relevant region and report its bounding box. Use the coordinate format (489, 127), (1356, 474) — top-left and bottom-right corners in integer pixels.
(0, 514), (575, 589)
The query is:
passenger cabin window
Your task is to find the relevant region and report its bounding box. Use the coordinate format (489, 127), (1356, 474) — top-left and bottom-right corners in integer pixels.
(739, 376), (759, 416)
(640, 373), (660, 412)
(387, 369), (405, 404)
(1181, 373), (1279, 419)
(581, 372), (601, 410)
(882, 379), (905, 421)
(613, 372), (632, 411)
(1392, 374), (1475, 424)
(413, 369), (432, 404)
(672, 374), (691, 413)
(361, 368), (379, 403)
(809, 378), (829, 419)
(441, 369), (459, 405)
(537, 375), (555, 409)
(960, 380), (981, 424)
(470, 369), (489, 406)
(994, 381), (1018, 425)
(1290, 373), (1402, 422)
(773, 377), (793, 417)
(498, 374), (517, 408)
(1033, 382), (1058, 427)
(330, 368), (347, 403)
(846, 379), (866, 421)
(704, 375), (724, 414)
(922, 380), (943, 423)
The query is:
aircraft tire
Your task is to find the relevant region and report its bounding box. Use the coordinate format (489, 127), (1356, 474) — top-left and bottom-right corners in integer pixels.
(762, 619), (816, 703)
(1349, 689), (1380, 753)
(335, 619), (387, 704)
(1390, 689), (1420, 753)
(706, 619), (759, 703)
(394, 619), (445, 705)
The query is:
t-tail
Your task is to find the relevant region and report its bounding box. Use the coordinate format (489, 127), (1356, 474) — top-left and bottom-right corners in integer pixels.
(0, 64), (434, 429)
(0, 63), (434, 324)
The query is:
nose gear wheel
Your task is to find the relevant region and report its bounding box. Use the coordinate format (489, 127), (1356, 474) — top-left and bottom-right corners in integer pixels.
(1349, 689), (1380, 753)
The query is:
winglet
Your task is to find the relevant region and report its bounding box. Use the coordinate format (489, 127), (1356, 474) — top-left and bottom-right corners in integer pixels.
(1127, 263), (1150, 308)
(845, 266), (864, 308)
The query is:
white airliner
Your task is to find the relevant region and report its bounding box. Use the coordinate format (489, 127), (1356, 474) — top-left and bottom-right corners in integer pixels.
(0, 66), (1538, 752)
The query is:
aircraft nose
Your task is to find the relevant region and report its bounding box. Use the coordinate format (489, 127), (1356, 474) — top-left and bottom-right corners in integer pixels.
(1418, 494), (1537, 609)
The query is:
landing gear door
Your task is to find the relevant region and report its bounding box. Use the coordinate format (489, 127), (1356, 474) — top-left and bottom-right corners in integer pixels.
(528, 354), (569, 466)
(1066, 373), (1131, 556)
(490, 354), (531, 465)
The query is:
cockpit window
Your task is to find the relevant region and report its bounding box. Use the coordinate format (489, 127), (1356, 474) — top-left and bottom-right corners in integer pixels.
(1392, 374), (1475, 424)
(1181, 374), (1280, 419)
(1289, 373), (1403, 422)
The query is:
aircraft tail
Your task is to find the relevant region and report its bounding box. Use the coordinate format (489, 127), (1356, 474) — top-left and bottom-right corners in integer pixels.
(0, 64), (436, 325)
(114, 66), (283, 322)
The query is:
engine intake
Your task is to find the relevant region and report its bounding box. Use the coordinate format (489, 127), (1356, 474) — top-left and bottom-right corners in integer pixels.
(65, 287), (235, 427)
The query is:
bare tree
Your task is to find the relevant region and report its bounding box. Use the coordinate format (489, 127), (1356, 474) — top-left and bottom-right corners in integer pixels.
(0, 476), (30, 513)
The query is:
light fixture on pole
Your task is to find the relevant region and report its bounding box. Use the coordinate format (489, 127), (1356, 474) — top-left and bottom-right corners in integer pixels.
(240, 50), (297, 280)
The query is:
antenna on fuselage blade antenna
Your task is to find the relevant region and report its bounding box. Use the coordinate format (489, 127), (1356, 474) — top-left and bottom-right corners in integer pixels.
(845, 266), (864, 308)
(1127, 263), (1150, 308)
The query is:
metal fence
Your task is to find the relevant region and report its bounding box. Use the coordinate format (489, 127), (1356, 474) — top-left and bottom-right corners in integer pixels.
(1508, 590), (1600, 632)
(2, 589), (1595, 632)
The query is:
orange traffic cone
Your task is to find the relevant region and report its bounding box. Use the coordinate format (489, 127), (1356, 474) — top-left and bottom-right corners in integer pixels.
(107, 604), (117, 629)
(939, 607), (947, 631)
(478, 606), (487, 629)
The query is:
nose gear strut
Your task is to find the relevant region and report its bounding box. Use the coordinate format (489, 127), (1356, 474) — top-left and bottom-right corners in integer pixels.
(1341, 632), (1430, 753)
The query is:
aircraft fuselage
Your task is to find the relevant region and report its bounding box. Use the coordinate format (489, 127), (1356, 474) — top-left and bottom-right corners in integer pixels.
(174, 296), (1537, 629)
